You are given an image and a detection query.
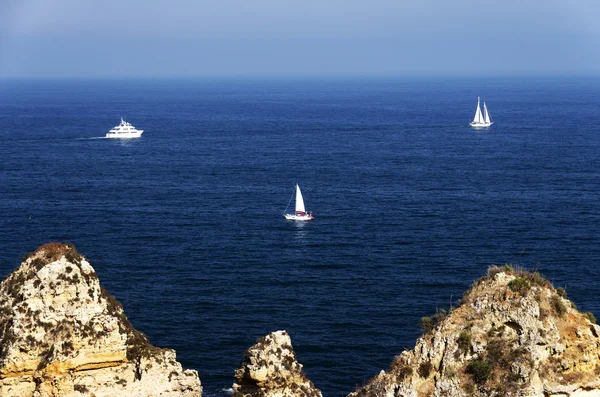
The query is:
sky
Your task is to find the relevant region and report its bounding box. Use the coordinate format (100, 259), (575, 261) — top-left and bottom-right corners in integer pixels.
(0, 0), (598, 78)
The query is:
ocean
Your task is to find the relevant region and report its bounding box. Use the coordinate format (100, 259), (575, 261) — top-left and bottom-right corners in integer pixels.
(0, 77), (599, 396)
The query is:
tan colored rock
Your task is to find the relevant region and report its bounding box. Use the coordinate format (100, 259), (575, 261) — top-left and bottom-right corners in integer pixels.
(0, 242), (202, 397)
(233, 330), (322, 397)
(350, 267), (600, 397)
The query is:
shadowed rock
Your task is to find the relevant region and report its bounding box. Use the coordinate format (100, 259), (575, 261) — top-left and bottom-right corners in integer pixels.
(0, 242), (202, 397)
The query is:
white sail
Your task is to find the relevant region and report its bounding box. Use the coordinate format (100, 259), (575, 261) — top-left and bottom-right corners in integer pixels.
(284, 183), (313, 220)
(483, 102), (490, 124)
(473, 97), (483, 124)
(295, 184), (306, 213)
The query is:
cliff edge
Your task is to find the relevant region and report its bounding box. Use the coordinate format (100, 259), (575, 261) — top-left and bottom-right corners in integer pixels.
(349, 266), (600, 397)
(0, 242), (202, 397)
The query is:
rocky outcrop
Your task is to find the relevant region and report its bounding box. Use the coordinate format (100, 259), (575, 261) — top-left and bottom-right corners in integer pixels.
(233, 330), (322, 397)
(4, 243), (600, 397)
(0, 242), (202, 397)
(349, 266), (600, 397)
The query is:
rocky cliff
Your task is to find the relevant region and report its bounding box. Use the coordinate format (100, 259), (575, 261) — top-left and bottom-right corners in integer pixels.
(3, 243), (600, 397)
(233, 330), (322, 397)
(349, 266), (600, 397)
(237, 267), (600, 397)
(0, 242), (202, 397)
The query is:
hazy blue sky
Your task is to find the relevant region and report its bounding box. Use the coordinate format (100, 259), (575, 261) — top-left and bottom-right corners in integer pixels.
(0, 0), (598, 77)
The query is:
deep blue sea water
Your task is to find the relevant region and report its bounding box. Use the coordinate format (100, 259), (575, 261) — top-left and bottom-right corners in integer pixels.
(0, 77), (599, 396)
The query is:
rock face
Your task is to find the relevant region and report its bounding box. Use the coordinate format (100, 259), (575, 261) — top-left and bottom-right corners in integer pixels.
(233, 330), (322, 397)
(0, 243), (202, 397)
(349, 266), (600, 397)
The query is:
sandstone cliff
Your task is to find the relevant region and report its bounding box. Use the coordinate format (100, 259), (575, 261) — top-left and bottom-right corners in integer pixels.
(349, 266), (600, 397)
(4, 243), (600, 397)
(233, 330), (322, 397)
(0, 242), (202, 397)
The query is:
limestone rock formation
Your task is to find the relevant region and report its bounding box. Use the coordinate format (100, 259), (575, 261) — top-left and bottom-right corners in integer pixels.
(0, 242), (202, 397)
(349, 266), (600, 397)
(233, 330), (322, 397)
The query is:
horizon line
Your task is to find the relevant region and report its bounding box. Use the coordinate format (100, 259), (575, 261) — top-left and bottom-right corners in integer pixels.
(1, 72), (600, 81)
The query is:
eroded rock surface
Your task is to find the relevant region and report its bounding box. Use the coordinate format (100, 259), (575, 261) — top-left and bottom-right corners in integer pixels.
(0, 242), (202, 397)
(349, 267), (600, 397)
(233, 330), (322, 397)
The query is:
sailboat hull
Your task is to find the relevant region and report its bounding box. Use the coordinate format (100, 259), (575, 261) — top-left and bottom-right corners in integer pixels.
(284, 213), (314, 221)
(470, 121), (493, 127)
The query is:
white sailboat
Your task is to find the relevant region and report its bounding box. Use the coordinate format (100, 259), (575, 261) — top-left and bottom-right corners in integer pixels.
(470, 97), (493, 127)
(284, 184), (314, 221)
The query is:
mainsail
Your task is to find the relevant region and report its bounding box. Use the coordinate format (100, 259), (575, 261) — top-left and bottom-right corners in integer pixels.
(295, 184), (306, 213)
(473, 97), (483, 124)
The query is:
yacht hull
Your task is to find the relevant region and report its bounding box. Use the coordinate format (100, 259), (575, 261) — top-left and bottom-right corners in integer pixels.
(106, 131), (143, 139)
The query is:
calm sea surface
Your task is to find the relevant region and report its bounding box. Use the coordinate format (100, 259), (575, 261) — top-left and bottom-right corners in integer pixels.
(0, 77), (599, 396)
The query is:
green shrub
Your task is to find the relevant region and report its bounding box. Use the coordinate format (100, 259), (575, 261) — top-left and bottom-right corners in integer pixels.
(418, 361), (433, 378)
(488, 265), (504, 278)
(571, 301), (578, 310)
(31, 258), (46, 272)
(397, 366), (413, 381)
(419, 317), (433, 333)
(486, 339), (505, 365)
(529, 272), (547, 286)
(506, 347), (527, 364)
(466, 359), (492, 384)
(503, 264), (514, 273)
(457, 331), (472, 354)
(508, 278), (530, 295)
(556, 287), (567, 298)
(552, 295), (567, 317)
(432, 309), (447, 325)
(583, 312), (597, 324)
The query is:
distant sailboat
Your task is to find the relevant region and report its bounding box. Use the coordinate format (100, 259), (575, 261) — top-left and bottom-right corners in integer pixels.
(470, 97), (493, 127)
(284, 184), (314, 221)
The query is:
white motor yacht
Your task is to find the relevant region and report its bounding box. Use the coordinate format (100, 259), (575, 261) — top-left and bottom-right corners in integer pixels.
(106, 118), (143, 139)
